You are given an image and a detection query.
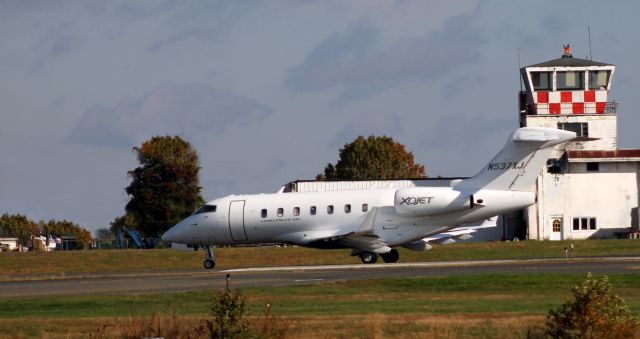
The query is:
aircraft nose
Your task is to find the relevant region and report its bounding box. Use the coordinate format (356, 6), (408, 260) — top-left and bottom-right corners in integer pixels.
(162, 220), (186, 243)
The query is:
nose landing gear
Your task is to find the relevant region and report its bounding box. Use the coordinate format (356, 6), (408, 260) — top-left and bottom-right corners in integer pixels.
(204, 245), (216, 269)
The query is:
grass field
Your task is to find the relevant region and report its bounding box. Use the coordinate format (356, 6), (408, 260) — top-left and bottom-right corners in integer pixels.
(1, 240), (640, 337)
(1, 239), (639, 279)
(1, 273), (640, 338)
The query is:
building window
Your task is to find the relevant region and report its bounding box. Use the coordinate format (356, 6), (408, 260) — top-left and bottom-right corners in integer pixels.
(558, 122), (588, 138)
(327, 205), (334, 214)
(293, 207), (300, 216)
(277, 208), (284, 217)
(344, 204), (351, 213)
(310, 206), (316, 215)
(572, 217), (596, 231)
(556, 71), (584, 90)
(552, 219), (561, 232)
(588, 70), (610, 90)
(532, 72), (552, 91)
(362, 203), (368, 212)
(261, 209), (267, 218)
(586, 162), (599, 172)
(547, 159), (564, 174)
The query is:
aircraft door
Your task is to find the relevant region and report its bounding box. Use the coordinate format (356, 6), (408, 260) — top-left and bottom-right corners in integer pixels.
(228, 200), (248, 241)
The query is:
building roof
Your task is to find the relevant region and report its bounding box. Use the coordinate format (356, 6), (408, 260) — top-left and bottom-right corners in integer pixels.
(524, 57), (613, 69)
(567, 149), (640, 161)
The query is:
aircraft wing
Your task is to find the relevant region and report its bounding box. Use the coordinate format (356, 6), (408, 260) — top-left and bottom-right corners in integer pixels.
(423, 217), (497, 245)
(302, 207), (390, 253)
(338, 234), (391, 254)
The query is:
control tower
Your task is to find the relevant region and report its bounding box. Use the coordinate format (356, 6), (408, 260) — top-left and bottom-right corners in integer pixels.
(515, 45), (640, 240)
(519, 44), (617, 150)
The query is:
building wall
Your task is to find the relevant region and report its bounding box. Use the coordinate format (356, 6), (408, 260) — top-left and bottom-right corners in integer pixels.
(526, 161), (639, 240)
(524, 115), (617, 150)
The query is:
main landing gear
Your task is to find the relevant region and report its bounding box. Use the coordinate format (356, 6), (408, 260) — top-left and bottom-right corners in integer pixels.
(204, 245), (216, 269)
(358, 249), (400, 264)
(380, 249), (399, 263)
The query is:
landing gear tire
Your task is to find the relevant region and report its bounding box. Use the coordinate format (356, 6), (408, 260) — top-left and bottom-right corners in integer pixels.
(359, 252), (378, 264)
(380, 249), (399, 263)
(203, 245), (216, 270)
(204, 259), (216, 269)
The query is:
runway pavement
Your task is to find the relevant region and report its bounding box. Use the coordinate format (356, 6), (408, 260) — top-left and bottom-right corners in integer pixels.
(1, 257), (639, 298)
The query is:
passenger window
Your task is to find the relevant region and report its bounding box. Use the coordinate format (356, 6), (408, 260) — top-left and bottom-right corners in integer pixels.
(327, 205), (334, 214)
(310, 206), (316, 215)
(293, 207), (300, 216)
(344, 204), (351, 213)
(277, 208), (283, 217)
(261, 209), (267, 218)
(362, 203), (368, 212)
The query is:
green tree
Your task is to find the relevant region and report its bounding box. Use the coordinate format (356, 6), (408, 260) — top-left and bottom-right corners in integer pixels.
(0, 213), (39, 244)
(318, 135), (426, 180)
(124, 136), (203, 238)
(546, 273), (639, 338)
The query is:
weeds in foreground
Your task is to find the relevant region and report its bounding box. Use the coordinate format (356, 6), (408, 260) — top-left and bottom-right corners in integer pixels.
(109, 288), (289, 338)
(542, 273), (639, 338)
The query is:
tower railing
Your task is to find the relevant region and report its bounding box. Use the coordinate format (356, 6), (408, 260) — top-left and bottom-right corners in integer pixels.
(520, 102), (617, 115)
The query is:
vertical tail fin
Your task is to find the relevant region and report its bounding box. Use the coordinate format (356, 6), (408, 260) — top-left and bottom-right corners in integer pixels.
(455, 127), (575, 192)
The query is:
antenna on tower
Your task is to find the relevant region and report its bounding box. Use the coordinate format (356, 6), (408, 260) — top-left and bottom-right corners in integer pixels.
(587, 23), (593, 60)
(518, 48), (522, 91)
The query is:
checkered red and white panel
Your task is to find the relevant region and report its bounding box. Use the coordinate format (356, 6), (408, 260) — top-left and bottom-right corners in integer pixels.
(534, 90), (608, 114)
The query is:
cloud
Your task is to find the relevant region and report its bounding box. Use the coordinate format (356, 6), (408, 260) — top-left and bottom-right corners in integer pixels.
(421, 114), (513, 149)
(331, 112), (405, 147)
(285, 14), (484, 102)
(30, 25), (85, 73)
(67, 83), (272, 147)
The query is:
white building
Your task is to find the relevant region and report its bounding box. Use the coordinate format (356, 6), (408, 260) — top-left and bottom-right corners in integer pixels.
(518, 46), (640, 240)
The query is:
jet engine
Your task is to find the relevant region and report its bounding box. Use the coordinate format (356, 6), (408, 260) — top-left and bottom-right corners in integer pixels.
(394, 187), (473, 217)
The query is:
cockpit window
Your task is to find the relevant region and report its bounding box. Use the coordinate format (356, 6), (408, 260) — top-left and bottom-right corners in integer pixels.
(194, 205), (217, 214)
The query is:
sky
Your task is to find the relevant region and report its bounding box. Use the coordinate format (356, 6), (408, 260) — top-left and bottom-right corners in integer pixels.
(2, 1), (640, 233)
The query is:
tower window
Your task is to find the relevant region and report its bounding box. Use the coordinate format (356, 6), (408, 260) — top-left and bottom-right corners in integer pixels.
(557, 71), (584, 90)
(586, 162), (599, 172)
(588, 70), (610, 90)
(558, 122), (588, 138)
(532, 72), (552, 90)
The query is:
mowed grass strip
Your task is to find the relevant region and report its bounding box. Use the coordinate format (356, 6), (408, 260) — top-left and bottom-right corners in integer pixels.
(2, 273), (640, 319)
(1, 239), (639, 278)
(2, 273), (640, 338)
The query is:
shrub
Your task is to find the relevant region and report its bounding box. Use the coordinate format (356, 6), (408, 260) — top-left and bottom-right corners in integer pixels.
(545, 273), (639, 338)
(206, 289), (250, 338)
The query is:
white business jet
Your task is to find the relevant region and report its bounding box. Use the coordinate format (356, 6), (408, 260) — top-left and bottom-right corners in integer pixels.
(162, 127), (575, 269)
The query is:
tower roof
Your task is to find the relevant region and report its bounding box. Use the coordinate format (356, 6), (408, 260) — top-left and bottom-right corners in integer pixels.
(524, 57), (614, 69)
